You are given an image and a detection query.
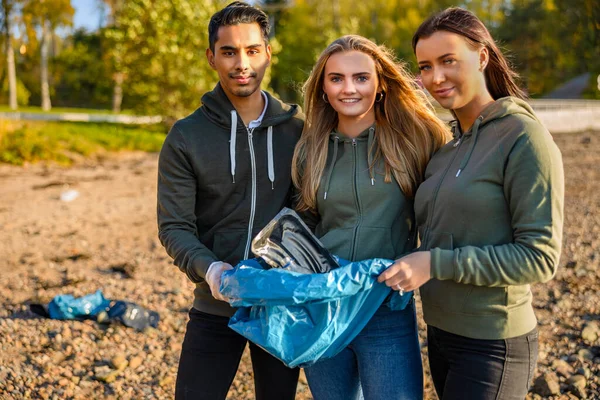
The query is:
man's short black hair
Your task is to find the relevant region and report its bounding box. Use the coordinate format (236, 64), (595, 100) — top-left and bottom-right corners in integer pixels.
(208, 1), (270, 52)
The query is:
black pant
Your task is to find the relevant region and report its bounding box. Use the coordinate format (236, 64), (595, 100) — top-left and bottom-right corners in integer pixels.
(427, 325), (538, 400)
(175, 308), (299, 400)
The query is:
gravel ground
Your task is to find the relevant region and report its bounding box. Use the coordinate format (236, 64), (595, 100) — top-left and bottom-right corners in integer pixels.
(0, 130), (598, 400)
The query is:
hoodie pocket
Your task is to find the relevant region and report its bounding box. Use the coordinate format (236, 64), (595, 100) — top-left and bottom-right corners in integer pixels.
(318, 227), (355, 260)
(213, 230), (248, 266)
(355, 227), (397, 261)
(420, 233), (471, 313)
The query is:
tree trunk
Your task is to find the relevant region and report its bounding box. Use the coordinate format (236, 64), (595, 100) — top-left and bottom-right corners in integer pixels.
(108, 0), (124, 113)
(2, 0), (17, 110)
(112, 72), (123, 113)
(40, 18), (52, 111)
(6, 39), (17, 110)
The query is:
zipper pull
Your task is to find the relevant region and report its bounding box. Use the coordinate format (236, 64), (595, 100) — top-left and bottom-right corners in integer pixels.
(453, 136), (462, 148)
(352, 139), (357, 146)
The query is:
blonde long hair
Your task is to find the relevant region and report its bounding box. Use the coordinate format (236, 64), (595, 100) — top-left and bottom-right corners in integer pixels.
(292, 35), (449, 212)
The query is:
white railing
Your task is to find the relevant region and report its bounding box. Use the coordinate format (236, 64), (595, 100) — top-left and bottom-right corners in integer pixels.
(528, 99), (600, 111)
(434, 99), (600, 133)
(0, 111), (163, 125)
(528, 99), (600, 133)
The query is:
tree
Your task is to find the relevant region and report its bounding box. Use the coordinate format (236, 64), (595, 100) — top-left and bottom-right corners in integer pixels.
(21, 0), (74, 110)
(495, 0), (599, 97)
(103, 0), (223, 120)
(1, 0), (18, 110)
(102, 0), (125, 113)
(52, 29), (112, 108)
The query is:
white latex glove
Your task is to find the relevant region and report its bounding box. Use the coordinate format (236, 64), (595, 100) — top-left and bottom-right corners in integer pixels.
(205, 261), (234, 301)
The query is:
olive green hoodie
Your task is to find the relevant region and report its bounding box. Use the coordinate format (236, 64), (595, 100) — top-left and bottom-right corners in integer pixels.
(310, 125), (417, 262)
(415, 97), (564, 340)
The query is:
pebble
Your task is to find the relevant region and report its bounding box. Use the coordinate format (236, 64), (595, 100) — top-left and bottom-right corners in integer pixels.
(568, 374), (587, 390)
(533, 372), (561, 396)
(159, 375), (174, 388)
(61, 326), (72, 339)
(578, 349), (594, 360)
(581, 322), (599, 343)
(129, 356), (143, 370)
(111, 354), (128, 370)
(552, 359), (574, 377)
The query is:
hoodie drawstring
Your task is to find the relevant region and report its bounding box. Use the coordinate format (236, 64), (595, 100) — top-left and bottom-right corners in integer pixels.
(451, 121), (462, 147)
(323, 136), (340, 200)
(367, 126), (375, 185)
(230, 110), (275, 188)
(267, 126), (274, 189)
(456, 116), (483, 177)
(230, 110), (237, 183)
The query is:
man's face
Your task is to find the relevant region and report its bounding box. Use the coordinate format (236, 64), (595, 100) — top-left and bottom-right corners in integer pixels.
(206, 23), (271, 99)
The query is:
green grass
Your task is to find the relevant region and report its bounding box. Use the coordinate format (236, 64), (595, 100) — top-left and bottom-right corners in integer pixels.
(0, 120), (166, 165)
(0, 105), (136, 115)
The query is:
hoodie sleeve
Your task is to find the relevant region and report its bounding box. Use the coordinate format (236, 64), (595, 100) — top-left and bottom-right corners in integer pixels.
(430, 124), (565, 287)
(157, 125), (218, 283)
(290, 160), (321, 232)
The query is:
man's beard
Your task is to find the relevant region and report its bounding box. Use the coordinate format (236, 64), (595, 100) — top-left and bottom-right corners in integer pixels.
(228, 71), (259, 97)
(232, 85), (259, 97)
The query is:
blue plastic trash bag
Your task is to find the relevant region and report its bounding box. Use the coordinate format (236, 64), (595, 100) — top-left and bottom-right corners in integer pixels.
(48, 290), (111, 320)
(220, 258), (412, 368)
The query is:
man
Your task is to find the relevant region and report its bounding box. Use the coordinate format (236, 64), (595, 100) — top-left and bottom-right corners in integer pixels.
(157, 2), (303, 399)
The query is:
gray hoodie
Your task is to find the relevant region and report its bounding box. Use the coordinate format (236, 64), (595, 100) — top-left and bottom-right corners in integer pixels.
(157, 83), (304, 317)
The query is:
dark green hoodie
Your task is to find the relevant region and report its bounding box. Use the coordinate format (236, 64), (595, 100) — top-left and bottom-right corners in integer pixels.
(157, 83), (303, 317)
(311, 125), (417, 262)
(415, 97), (564, 339)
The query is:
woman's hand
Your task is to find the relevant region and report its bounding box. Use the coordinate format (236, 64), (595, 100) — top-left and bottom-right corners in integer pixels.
(378, 251), (432, 292)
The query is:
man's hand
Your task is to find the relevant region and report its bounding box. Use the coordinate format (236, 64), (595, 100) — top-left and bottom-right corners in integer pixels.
(205, 261), (234, 301)
(377, 251), (432, 293)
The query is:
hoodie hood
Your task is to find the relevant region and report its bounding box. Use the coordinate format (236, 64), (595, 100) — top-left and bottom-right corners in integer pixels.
(200, 82), (300, 129)
(199, 82), (301, 186)
(453, 96), (540, 177)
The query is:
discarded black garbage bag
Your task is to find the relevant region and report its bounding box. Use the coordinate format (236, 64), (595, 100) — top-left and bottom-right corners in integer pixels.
(251, 208), (339, 274)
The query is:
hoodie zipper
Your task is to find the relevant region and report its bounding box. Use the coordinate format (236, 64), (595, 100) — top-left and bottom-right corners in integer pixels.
(421, 136), (465, 249)
(243, 127), (257, 259)
(350, 138), (362, 260)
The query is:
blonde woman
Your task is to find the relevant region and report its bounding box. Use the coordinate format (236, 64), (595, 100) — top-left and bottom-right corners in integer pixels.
(292, 35), (449, 400)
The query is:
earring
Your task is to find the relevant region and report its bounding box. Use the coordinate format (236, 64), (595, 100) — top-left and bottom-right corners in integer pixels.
(375, 92), (384, 102)
(322, 93), (329, 103)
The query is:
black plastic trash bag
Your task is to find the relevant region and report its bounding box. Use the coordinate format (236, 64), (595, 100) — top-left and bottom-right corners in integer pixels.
(251, 208), (339, 274)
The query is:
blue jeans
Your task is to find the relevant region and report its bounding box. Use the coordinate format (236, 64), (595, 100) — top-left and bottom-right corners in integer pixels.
(305, 300), (423, 400)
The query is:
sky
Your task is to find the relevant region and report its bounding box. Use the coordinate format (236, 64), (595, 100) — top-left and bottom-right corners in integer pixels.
(72, 0), (106, 32)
